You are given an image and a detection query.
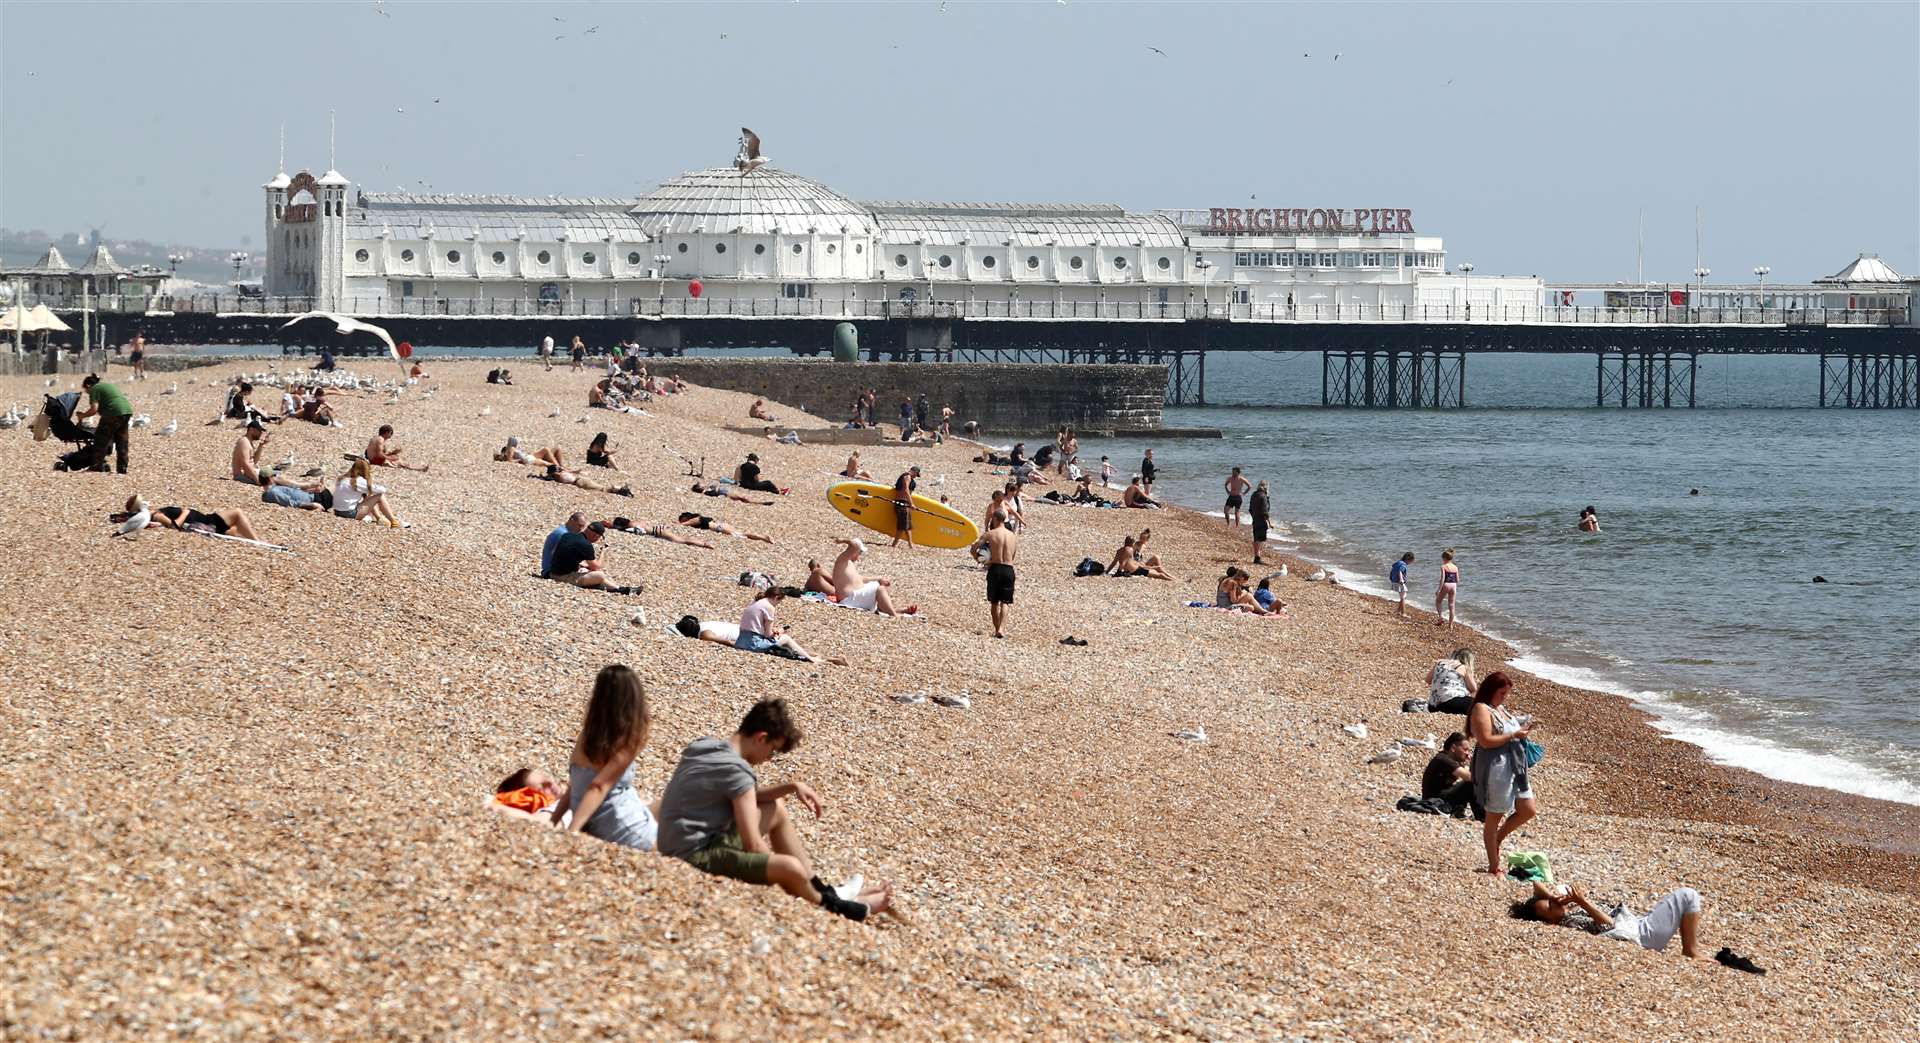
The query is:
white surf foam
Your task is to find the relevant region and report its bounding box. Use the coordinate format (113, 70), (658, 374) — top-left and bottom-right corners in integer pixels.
(1511, 653), (1920, 807)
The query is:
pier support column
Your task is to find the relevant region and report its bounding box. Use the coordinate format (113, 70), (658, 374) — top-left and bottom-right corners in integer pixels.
(1596, 351), (1696, 407)
(1165, 350), (1206, 406)
(1321, 350), (1464, 408)
(1820, 353), (1920, 407)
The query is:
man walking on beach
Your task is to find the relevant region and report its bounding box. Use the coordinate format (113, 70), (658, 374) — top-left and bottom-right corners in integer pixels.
(540, 335), (554, 371)
(984, 510), (1017, 639)
(75, 374), (133, 474)
(1140, 448), (1157, 495)
(1224, 466), (1251, 527)
(1249, 479), (1271, 565)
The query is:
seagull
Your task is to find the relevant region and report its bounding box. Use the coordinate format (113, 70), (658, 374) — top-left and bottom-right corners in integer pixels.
(373, 0), (389, 16)
(1147, 45), (1168, 57)
(720, 32), (729, 39)
(1333, 52), (1341, 60)
(129, 413), (152, 428)
(1302, 52), (1310, 58)
(160, 381), (178, 395)
(479, 406), (491, 417)
(548, 407), (563, 417)
(1399, 734), (1438, 750)
(584, 25), (598, 34)
(1172, 726), (1208, 743)
(1367, 746), (1403, 764)
(1341, 722), (1369, 739)
(45, 378), (57, 387)
(0, 406), (21, 430)
(734, 127), (768, 175)
(154, 418), (178, 437)
(114, 499), (151, 537)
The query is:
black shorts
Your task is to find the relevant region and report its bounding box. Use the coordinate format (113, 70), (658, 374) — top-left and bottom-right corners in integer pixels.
(1252, 519), (1269, 543)
(185, 509), (230, 534)
(894, 501), (912, 530)
(1225, 494), (1243, 509)
(986, 563), (1016, 604)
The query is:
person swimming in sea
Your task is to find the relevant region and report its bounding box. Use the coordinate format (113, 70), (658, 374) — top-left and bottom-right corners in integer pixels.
(1577, 506), (1601, 533)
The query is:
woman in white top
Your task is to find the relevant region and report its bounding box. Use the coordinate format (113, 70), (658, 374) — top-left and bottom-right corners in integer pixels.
(1427, 648), (1478, 713)
(494, 436), (563, 468)
(335, 456), (400, 527)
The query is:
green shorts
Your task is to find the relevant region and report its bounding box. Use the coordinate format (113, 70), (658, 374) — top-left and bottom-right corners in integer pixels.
(685, 830), (769, 885)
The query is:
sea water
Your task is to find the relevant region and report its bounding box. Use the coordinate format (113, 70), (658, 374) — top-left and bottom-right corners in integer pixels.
(1079, 352), (1920, 805)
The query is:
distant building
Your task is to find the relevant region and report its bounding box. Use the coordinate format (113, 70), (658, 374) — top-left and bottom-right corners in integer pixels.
(262, 143), (1543, 317)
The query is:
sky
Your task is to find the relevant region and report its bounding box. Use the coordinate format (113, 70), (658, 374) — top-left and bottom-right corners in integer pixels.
(2, 0), (1915, 284)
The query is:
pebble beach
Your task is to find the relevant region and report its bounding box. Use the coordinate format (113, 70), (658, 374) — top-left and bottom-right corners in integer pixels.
(3, 359), (1916, 1041)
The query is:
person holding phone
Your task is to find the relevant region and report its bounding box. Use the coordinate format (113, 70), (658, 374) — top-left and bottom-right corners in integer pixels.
(1468, 671), (1537, 875)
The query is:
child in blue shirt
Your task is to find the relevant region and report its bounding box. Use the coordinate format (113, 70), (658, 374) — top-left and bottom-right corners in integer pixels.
(1390, 553), (1415, 617)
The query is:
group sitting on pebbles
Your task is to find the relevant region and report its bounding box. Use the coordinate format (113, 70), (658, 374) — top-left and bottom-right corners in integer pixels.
(492, 667), (892, 922)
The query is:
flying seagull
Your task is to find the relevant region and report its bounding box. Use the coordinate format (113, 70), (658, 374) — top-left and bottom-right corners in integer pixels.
(585, 25), (598, 33)
(1333, 52), (1341, 60)
(1147, 45), (1168, 57)
(735, 128), (768, 175)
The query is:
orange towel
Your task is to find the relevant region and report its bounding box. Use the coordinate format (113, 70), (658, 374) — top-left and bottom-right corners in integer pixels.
(495, 787), (555, 815)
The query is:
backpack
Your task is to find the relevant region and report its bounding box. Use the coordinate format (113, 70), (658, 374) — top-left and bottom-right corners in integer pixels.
(1073, 557), (1106, 577)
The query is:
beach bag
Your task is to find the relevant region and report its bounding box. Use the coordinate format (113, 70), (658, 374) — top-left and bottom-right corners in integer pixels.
(1073, 557), (1106, 577)
(738, 570), (775, 592)
(1519, 737), (1545, 768)
(1400, 699), (1429, 714)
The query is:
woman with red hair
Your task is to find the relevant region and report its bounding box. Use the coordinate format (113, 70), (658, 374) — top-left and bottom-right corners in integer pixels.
(1468, 671), (1537, 875)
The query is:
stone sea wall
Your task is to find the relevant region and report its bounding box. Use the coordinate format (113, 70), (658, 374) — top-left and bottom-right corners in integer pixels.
(652, 358), (1166, 435)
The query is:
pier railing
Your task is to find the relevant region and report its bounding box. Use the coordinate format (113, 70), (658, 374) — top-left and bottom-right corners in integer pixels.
(24, 292), (1908, 328)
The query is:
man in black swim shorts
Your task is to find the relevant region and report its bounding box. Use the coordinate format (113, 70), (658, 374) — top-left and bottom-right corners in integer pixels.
(983, 510), (1018, 638)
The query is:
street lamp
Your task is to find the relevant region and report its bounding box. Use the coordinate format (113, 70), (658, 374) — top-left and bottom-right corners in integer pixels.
(166, 252), (184, 278)
(1194, 257), (1214, 315)
(1457, 261), (1475, 319)
(1752, 265), (1770, 310)
(654, 253), (670, 310)
(1692, 266), (1710, 315)
(229, 251), (250, 289)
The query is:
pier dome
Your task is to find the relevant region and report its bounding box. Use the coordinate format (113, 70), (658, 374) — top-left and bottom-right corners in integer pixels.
(629, 168), (875, 237)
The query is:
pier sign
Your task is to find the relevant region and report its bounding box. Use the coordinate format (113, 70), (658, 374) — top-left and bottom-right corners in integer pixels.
(1206, 207), (1413, 234)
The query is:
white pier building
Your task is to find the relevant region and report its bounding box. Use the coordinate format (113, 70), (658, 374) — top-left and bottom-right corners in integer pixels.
(262, 142), (1542, 320)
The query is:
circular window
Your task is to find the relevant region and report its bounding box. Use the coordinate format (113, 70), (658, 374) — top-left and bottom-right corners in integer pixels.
(854, 244), (864, 254)
(537, 250), (552, 264)
(400, 249), (415, 262)
(582, 251), (596, 265)
(826, 243), (837, 254)
(447, 249), (461, 264)
(792, 244), (803, 255)
(493, 251), (507, 265)
(1069, 256), (1084, 270)
(354, 249), (369, 263)
(894, 253), (908, 268)
(938, 255), (952, 269)
(753, 243), (766, 255)
(627, 252), (641, 266)
(982, 255), (996, 269)
(1113, 256), (1127, 270)
(715, 243), (727, 254)
(1157, 256), (1171, 270)
(1026, 255), (1040, 270)
(676, 243), (688, 254)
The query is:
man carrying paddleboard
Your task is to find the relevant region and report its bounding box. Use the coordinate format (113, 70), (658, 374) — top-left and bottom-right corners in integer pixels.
(890, 467), (920, 549)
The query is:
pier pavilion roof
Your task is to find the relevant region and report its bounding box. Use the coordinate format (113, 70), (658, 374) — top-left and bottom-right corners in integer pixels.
(347, 193), (647, 242)
(1816, 253), (1904, 284)
(866, 202), (1185, 249)
(629, 168), (876, 238)
(73, 243), (129, 276)
(8, 244), (72, 275)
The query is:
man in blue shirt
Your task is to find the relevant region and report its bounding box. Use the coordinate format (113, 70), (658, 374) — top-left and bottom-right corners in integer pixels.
(1390, 552), (1415, 617)
(541, 512), (586, 578)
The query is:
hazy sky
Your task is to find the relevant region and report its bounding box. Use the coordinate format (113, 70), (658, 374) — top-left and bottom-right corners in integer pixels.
(3, 1), (1914, 283)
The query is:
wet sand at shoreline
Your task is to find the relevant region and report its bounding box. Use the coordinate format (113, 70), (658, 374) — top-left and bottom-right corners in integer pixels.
(3, 360), (1915, 1040)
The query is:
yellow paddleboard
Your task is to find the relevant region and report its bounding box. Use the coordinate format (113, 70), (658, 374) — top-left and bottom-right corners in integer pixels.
(827, 480), (980, 550)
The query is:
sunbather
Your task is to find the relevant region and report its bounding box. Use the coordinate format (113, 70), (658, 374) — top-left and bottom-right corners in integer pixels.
(656, 698), (893, 921)
(367, 425), (428, 473)
(335, 456), (401, 527)
(113, 495), (264, 542)
(586, 432), (623, 471)
(544, 665), (660, 851)
(1108, 534), (1173, 580)
(490, 767), (568, 823)
(496, 436), (563, 468)
(1511, 882), (1758, 971)
(749, 398), (776, 421)
(692, 480), (772, 506)
(231, 420), (271, 483)
(540, 465), (633, 497)
(829, 537), (911, 616)
(734, 453), (786, 495)
(840, 451), (872, 480)
(676, 511), (773, 543)
(605, 516), (713, 549)
(547, 520), (638, 594)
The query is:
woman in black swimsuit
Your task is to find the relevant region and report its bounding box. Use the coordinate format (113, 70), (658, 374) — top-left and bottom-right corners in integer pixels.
(676, 511), (774, 544)
(585, 432), (621, 470)
(117, 495), (263, 542)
